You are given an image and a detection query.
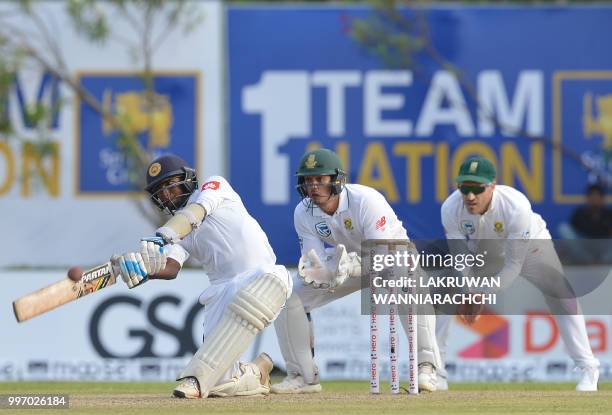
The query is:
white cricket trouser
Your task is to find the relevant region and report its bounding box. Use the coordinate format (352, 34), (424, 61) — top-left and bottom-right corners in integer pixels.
(290, 271), (441, 368)
(197, 264), (293, 384)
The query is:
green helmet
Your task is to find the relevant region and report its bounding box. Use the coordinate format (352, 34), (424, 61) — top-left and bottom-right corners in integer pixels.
(296, 148), (346, 198)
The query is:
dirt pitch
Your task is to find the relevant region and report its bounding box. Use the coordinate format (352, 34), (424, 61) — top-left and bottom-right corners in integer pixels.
(0, 381), (610, 415)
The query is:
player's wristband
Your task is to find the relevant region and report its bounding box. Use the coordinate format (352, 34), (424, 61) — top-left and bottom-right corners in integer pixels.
(142, 236), (165, 247)
(155, 227), (179, 244)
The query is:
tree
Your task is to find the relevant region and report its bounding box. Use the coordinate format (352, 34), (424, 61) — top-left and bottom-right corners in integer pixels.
(0, 0), (203, 224)
(349, 0), (610, 188)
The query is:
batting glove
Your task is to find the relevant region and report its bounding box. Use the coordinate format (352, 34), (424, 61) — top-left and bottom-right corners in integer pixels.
(111, 252), (149, 289)
(140, 237), (167, 275)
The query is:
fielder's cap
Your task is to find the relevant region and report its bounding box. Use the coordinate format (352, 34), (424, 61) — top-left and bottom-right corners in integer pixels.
(456, 156), (496, 184)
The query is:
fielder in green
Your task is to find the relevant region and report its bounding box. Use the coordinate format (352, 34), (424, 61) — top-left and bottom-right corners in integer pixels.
(272, 148), (442, 394)
(436, 156), (599, 392)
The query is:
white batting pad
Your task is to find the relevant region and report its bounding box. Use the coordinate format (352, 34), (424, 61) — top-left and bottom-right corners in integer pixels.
(177, 273), (287, 397)
(274, 294), (319, 383)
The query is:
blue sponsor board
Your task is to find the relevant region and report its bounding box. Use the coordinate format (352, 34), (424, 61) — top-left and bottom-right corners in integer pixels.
(228, 6), (612, 264)
(553, 73), (612, 202)
(77, 73), (198, 193)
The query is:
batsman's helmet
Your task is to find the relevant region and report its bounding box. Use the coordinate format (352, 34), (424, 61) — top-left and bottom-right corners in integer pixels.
(296, 148), (346, 199)
(145, 154), (198, 214)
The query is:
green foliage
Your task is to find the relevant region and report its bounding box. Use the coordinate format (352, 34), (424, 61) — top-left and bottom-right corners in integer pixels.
(67, 0), (109, 43)
(0, 53), (57, 162)
(62, 0), (204, 188)
(24, 103), (47, 127)
(349, 0), (592, 175)
(228, 0), (609, 3)
(24, 138), (57, 159)
(350, 0), (425, 69)
(0, 63), (13, 134)
(0, 0), (202, 210)
(351, 15), (423, 69)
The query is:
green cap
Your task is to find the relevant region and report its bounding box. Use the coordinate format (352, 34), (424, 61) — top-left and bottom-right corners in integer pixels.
(296, 148), (344, 176)
(456, 157), (496, 184)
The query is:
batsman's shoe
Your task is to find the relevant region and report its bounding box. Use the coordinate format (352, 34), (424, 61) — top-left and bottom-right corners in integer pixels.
(418, 363), (438, 393)
(437, 374), (449, 391)
(576, 366), (599, 392)
(209, 357), (273, 398)
(173, 376), (201, 399)
(254, 352), (274, 389)
(270, 374), (322, 394)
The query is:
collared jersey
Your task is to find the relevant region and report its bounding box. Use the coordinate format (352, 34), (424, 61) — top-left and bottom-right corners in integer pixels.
(165, 176), (276, 283)
(294, 184), (407, 257)
(441, 185), (548, 241)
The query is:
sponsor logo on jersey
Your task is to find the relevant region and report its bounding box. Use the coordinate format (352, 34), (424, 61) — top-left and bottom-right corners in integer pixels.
(461, 220), (475, 235)
(375, 216), (386, 230)
(202, 180), (220, 191)
(315, 221), (331, 237)
(344, 218), (353, 230)
(494, 221), (504, 234)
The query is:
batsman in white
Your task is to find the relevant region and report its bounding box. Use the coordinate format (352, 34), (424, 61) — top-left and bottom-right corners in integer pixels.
(110, 154), (292, 398)
(437, 156), (599, 392)
(271, 148), (442, 394)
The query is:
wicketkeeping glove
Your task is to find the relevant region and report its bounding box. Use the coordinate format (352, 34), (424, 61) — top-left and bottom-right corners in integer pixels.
(298, 244), (361, 291)
(298, 249), (332, 289)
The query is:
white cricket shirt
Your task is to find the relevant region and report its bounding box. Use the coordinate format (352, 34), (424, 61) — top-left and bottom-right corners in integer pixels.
(294, 184), (407, 257)
(165, 176), (277, 283)
(441, 185), (549, 287)
(441, 185), (547, 241)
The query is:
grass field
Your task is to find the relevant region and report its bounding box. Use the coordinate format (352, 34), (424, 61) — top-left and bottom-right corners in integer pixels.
(0, 381), (610, 414)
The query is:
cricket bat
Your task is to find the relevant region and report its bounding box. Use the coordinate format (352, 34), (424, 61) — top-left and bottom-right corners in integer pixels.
(12, 262), (117, 323)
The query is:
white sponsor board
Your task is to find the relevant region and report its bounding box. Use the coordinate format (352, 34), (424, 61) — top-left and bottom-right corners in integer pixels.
(305, 295), (612, 384)
(0, 0), (223, 268)
(0, 269), (282, 381)
(1, 268), (611, 382)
